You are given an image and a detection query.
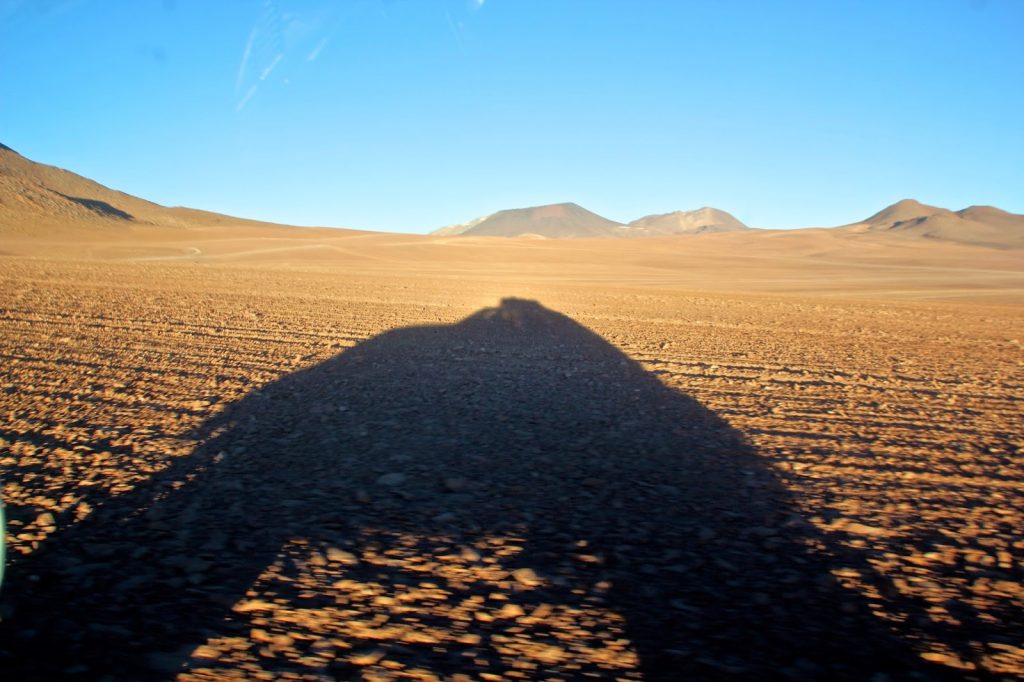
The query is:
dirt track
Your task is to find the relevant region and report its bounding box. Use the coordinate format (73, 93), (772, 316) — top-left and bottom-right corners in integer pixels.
(0, 257), (1021, 680)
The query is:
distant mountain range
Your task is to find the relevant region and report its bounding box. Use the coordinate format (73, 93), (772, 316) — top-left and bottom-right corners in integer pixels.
(2, 143), (1021, 248)
(434, 199), (1023, 248)
(432, 203), (749, 239)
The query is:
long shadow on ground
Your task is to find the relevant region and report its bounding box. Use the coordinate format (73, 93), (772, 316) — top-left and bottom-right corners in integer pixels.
(1, 299), (941, 679)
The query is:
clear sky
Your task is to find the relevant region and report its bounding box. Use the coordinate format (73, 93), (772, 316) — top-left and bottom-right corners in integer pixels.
(2, 0), (1022, 232)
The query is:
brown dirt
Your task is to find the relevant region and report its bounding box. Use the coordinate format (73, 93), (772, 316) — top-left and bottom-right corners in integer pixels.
(0, 239), (1021, 680)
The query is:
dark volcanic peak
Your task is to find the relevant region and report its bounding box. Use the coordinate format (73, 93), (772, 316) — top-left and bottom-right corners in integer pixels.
(457, 202), (626, 239)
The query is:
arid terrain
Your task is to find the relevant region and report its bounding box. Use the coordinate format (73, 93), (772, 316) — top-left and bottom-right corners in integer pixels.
(0, 227), (1022, 680)
(1, 140), (1023, 681)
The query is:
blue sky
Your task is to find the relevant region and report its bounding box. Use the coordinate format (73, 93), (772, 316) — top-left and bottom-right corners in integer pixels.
(1, 0), (1022, 232)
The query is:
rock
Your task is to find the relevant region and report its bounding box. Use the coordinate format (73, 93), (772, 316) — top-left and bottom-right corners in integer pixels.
(443, 477), (467, 492)
(920, 651), (976, 670)
(376, 473), (406, 487)
(349, 649), (387, 666)
(190, 645), (221, 661)
(35, 511), (56, 528)
(250, 628), (274, 643)
(512, 567), (542, 587)
(845, 522), (889, 537)
(271, 634), (295, 648)
(233, 599), (276, 613)
(326, 547), (358, 565)
(496, 603), (526, 619)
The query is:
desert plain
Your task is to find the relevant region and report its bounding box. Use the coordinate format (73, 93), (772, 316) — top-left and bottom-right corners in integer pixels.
(0, 138), (1023, 681)
(0, 216), (1021, 682)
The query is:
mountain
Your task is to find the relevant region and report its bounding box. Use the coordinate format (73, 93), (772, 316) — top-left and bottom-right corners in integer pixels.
(6, 144), (1020, 248)
(431, 204), (750, 239)
(626, 207), (748, 235)
(439, 202), (627, 239)
(432, 213), (493, 237)
(848, 198), (1024, 249)
(0, 143), (277, 234)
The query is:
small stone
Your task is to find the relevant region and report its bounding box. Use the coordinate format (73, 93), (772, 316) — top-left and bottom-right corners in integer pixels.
(376, 473), (406, 487)
(234, 599), (276, 613)
(443, 477), (468, 492)
(36, 511), (56, 528)
(512, 568), (542, 587)
(271, 634), (295, 647)
(349, 649), (386, 666)
(845, 522), (889, 537)
(190, 645), (221, 660)
(920, 651), (976, 670)
(326, 547), (359, 564)
(251, 628), (274, 643)
(496, 603), (526, 619)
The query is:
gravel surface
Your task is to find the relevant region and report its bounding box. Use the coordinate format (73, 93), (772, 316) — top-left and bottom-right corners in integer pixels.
(0, 260), (1021, 680)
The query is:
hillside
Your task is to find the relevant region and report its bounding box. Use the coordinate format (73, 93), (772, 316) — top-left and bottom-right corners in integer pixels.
(437, 202), (625, 238)
(844, 198), (1024, 249)
(0, 143), (283, 234)
(433, 204), (750, 239)
(626, 207), (748, 235)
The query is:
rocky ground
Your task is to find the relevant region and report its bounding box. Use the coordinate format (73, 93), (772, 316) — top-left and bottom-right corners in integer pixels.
(0, 259), (1021, 680)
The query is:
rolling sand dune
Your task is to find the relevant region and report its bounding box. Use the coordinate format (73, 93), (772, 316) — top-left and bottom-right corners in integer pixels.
(0, 148), (1022, 679)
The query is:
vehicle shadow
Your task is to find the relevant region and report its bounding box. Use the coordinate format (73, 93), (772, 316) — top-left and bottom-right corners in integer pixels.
(1, 298), (937, 679)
